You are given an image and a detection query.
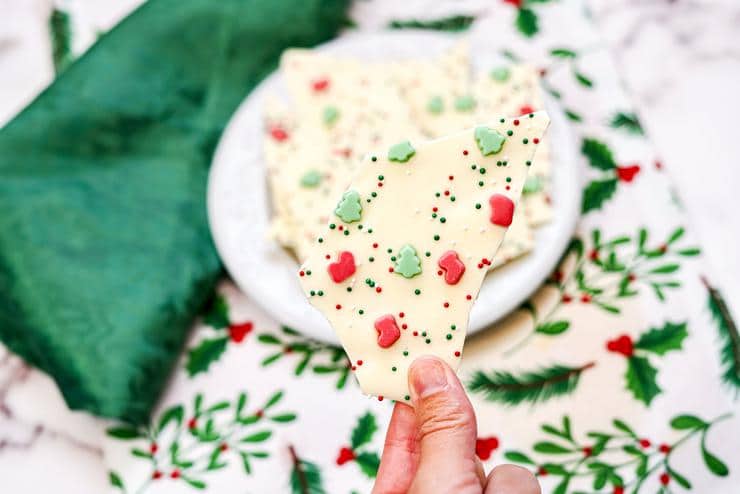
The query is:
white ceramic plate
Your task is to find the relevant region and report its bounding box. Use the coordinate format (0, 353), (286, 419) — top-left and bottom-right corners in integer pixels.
(208, 32), (581, 344)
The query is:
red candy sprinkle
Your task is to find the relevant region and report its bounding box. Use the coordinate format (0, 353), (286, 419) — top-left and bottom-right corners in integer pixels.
(357, 360), (363, 366)
(533, 138), (540, 144)
(438, 250), (466, 285)
(488, 194), (515, 226)
(328, 251), (356, 283)
(513, 119), (520, 126)
(443, 302), (450, 308)
(375, 314), (401, 348)
(463, 150), (469, 156)
(270, 127), (288, 142)
(454, 351), (461, 357)
(519, 105), (534, 115)
(335, 304), (342, 310)
(312, 78), (330, 92)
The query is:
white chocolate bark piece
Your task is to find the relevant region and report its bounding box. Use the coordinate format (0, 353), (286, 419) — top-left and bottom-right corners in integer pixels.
(390, 42), (474, 138)
(474, 65), (553, 227)
(298, 112), (550, 402)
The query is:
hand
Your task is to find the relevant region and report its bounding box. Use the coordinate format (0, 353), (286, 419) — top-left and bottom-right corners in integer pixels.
(373, 356), (541, 494)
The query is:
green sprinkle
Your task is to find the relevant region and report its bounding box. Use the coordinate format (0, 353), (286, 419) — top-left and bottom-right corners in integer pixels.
(440, 217), (446, 223)
(346, 287), (352, 292)
(479, 167), (486, 174)
(371, 192), (377, 197)
(507, 130), (513, 136)
(475, 203), (481, 209)
(387, 248), (392, 253)
(425, 338), (431, 344)
(343, 230), (350, 236)
(414, 289), (421, 295)
(425, 251), (431, 257)
(318, 238), (324, 243)
(435, 192), (441, 197)
(526, 160), (532, 166)
(432, 213), (437, 218)
(309, 290), (315, 296)
(478, 181), (484, 187)
(369, 256), (375, 262)
(446, 334), (453, 340)
(317, 290), (324, 296)
(450, 196), (456, 202)
(433, 234), (440, 241)
(403, 351), (409, 356)
(306, 270), (311, 275)
(506, 177), (512, 183)
(523, 138), (529, 144)
(329, 223), (336, 229)
(390, 256), (397, 262)
(378, 175), (384, 181)
(392, 366), (397, 372)
(421, 331), (427, 337)
(427, 95), (444, 114)
(404, 395), (410, 401)
(359, 309), (364, 315)
(451, 324), (457, 330)
(358, 224), (363, 230)
(388, 140), (416, 163)
(471, 164), (477, 170)
(334, 189), (363, 223)
(490, 66), (511, 82)
(371, 156), (377, 162)
(323, 105), (339, 126)
(454, 95), (476, 112)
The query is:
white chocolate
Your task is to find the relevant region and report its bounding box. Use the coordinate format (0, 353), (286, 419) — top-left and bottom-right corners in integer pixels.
(298, 113), (550, 402)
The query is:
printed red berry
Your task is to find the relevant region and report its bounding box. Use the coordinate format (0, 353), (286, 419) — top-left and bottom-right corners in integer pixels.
(228, 321), (253, 343)
(589, 249), (599, 261)
(149, 442), (158, 454)
(660, 473), (670, 485)
(284, 346), (293, 354)
(152, 471), (163, 480)
(613, 487), (624, 494)
(606, 334), (634, 357)
(655, 160), (663, 170)
(220, 443), (228, 452)
(580, 293), (591, 303)
(616, 164), (640, 182)
(562, 294), (573, 303)
(255, 409), (264, 418)
(187, 418), (197, 430)
(582, 446), (593, 457)
(170, 470), (180, 479)
(537, 466), (548, 476)
(552, 270), (563, 283)
(628, 272), (636, 282)
(659, 244), (668, 253)
(336, 447), (356, 465)
(639, 438), (651, 448)
(475, 436), (500, 460)
(539, 68), (547, 77)
(659, 443), (671, 454)
(312, 78), (329, 92)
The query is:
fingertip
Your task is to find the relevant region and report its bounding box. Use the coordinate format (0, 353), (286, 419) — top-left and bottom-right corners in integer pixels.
(485, 464), (541, 494)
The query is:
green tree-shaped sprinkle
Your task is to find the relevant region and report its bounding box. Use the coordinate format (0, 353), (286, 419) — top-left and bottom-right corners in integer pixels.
(394, 244), (422, 278)
(334, 190), (362, 223)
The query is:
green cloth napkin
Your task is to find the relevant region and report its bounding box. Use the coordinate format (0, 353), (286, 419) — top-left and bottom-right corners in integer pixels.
(0, 0), (349, 424)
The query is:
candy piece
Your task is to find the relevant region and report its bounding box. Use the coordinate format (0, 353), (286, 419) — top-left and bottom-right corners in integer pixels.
(300, 170), (322, 188)
(299, 113), (550, 402)
(490, 66), (511, 82)
(388, 141), (416, 163)
(394, 244), (422, 279)
(454, 95), (476, 112)
(475, 127), (506, 156)
(489, 194), (515, 226)
(375, 315), (401, 348)
(328, 251), (356, 283)
(334, 190), (363, 223)
(323, 105), (340, 126)
(438, 250), (465, 285)
(427, 96), (444, 114)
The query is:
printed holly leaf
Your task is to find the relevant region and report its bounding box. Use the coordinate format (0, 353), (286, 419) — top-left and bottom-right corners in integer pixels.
(475, 127), (506, 155)
(533, 441), (572, 454)
(565, 109), (582, 122)
(610, 112), (644, 135)
(504, 451), (535, 465)
(203, 294), (229, 329)
(581, 138), (617, 170)
(536, 320), (570, 335)
(355, 452), (380, 478)
(634, 321), (687, 355)
(183, 477), (206, 490)
(106, 426), (143, 440)
(290, 456), (326, 494)
(670, 414), (707, 430)
(186, 337), (228, 376)
(550, 48), (577, 58)
(515, 8), (538, 37)
(705, 278), (740, 393)
(702, 443), (729, 476)
(351, 412), (378, 449)
(582, 178), (617, 213)
(334, 190), (363, 223)
(387, 14), (476, 32)
(157, 405), (184, 433)
(573, 70), (594, 88)
(624, 356), (661, 405)
(109, 471), (125, 491)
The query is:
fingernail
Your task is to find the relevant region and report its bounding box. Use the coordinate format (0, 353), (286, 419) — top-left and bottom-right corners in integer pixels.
(410, 357), (448, 399)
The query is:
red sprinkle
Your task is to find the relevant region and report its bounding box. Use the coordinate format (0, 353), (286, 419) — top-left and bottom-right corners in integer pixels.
(449, 175), (454, 180)
(466, 294), (472, 300)
(432, 207), (438, 212)
(388, 267), (394, 272)
(463, 150), (469, 155)
(378, 396), (384, 401)
(373, 243), (378, 248)
(299, 270), (305, 277)
(444, 190), (450, 196)
(170, 470), (180, 479)
(513, 119), (520, 126)
(376, 287), (382, 293)
(335, 304), (342, 310)
(401, 323), (408, 329)
(357, 360), (363, 366)
(454, 351), (461, 357)
(533, 138), (540, 144)
(443, 302), (450, 308)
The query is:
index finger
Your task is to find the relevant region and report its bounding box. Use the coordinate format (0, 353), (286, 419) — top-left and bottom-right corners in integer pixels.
(372, 402), (421, 494)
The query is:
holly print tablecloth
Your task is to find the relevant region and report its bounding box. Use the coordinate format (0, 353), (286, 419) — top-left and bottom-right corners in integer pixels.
(99, 1), (738, 493)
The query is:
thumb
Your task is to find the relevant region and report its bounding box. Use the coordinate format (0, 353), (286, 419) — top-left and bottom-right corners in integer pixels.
(407, 356), (483, 494)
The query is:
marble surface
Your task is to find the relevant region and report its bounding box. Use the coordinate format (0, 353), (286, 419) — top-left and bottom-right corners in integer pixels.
(1, 0), (738, 491)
